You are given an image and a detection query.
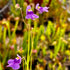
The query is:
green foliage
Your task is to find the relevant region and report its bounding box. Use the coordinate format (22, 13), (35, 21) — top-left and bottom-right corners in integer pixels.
(34, 25), (44, 49)
(0, 62), (3, 70)
(22, 31), (28, 56)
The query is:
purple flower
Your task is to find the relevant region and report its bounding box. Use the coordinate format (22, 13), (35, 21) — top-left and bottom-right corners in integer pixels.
(36, 3), (49, 14)
(25, 5), (39, 20)
(7, 54), (21, 70)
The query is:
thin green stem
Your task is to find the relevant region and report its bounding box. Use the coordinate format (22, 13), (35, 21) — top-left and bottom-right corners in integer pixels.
(20, 8), (28, 29)
(12, 0), (16, 7)
(34, 20), (37, 32)
(7, 21), (11, 41)
(27, 19), (31, 70)
(0, 25), (2, 41)
(12, 20), (19, 38)
(0, 62), (3, 70)
(30, 32), (34, 70)
(3, 27), (6, 45)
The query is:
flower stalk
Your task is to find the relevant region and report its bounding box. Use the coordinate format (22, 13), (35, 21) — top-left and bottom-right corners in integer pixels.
(12, 19), (19, 38)
(27, 19), (31, 70)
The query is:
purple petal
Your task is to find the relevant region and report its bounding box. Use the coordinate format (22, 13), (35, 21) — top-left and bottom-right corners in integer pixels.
(17, 54), (21, 64)
(32, 14), (39, 20)
(8, 59), (14, 64)
(26, 5), (31, 14)
(36, 6), (43, 14)
(25, 15), (31, 19)
(12, 63), (20, 70)
(7, 64), (13, 67)
(36, 3), (39, 9)
(43, 9), (48, 12)
(27, 11), (34, 15)
(39, 11), (43, 14)
(43, 7), (49, 9)
(43, 7), (49, 12)
(25, 14), (39, 20)
(7, 63), (20, 70)
(26, 5), (31, 10)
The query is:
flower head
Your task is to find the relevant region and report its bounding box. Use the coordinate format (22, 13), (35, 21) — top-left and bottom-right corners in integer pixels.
(25, 5), (39, 20)
(15, 4), (20, 9)
(32, 49), (37, 53)
(17, 47), (24, 54)
(7, 54), (21, 70)
(10, 45), (14, 50)
(36, 3), (49, 14)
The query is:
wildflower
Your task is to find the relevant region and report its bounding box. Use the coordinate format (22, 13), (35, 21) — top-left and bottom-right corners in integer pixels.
(7, 54), (21, 70)
(17, 47), (24, 54)
(32, 49), (37, 53)
(15, 17), (20, 21)
(10, 45), (14, 50)
(15, 4), (20, 9)
(36, 3), (49, 14)
(25, 5), (39, 20)
(2, 19), (8, 26)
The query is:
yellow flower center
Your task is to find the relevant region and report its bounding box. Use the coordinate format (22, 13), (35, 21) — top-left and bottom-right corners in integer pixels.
(16, 57), (19, 60)
(38, 6), (40, 9)
(28, 9), (32, 12)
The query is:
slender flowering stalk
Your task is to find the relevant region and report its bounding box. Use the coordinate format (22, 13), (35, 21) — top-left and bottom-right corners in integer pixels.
(25, 5), (38, 70)
(25, 6), (39, 69)
(2, 19), (11, 40)
(15, 3), (28, 29)
(25, 5), (39, 20)
(12, 17), (19, 38)
(36, 3), (49, 14)
(3, 27), (6, 45)
(7, 54), (21, 70)
(30, 32), (34, 70)
(6, 20), (11, 42)
(27, 19), (31, 70)
(0, 25), (2, 41)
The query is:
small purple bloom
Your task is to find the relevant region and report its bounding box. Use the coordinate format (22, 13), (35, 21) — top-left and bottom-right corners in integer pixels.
(36, 3), (49, 14)
(7, 54), (21, 70)
(25, 5), (39, 20)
